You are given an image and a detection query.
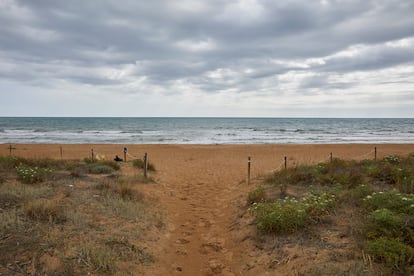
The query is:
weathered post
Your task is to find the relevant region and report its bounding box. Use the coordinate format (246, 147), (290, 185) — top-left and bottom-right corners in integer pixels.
(123, 147), (128, 162)
(330, 152), (333, 162)
(144, 152), (148, 178)
(374, 147), (377, 161)
(284, 156), (287, 169)
(247, 156), (251, 185)
(91, 148), (94, 162)
(8, 144), (16, 156)
(60, 146), (63, 160)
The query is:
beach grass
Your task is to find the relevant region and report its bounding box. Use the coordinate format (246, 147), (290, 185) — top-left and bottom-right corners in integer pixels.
(0, 156), (159, 275)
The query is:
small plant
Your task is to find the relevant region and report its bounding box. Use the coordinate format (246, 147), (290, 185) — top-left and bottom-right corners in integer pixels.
(247, 185), (266, 204)
(249, 192), (337, 233)
(16, 164), (52, 184)
(363, 191), (414, 215)
(24, 199), (66, 223)
(78, 243), (117, 272)
(250, 199), (307, 233)
(384, 155), (401, 164)
(364, 208), (405, 239)
(132, 159), (156, 171)
(365, 238), (414, 271)
(90, 165), (115, 174)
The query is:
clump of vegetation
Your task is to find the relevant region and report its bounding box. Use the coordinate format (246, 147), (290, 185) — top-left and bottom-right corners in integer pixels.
(247, 185), (267, 204)
(78, 242), (117, 272)
(24, 199), (66, 223)
(16, 164), (52, 184)
(253, 153), (414, 274)
(362, 190), (414, 272)
(250, 192), (336, 233)
(133, 159), (156, 171)
(89, 165), (115, 174)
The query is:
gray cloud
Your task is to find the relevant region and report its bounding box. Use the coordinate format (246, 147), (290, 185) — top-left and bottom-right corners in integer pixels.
(1, 0), (414, 116)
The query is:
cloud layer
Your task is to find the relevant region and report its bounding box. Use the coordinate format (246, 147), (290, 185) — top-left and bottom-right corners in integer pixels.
(1, 0), (414, 117)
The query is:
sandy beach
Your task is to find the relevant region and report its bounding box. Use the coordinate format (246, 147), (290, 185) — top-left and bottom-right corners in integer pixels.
(2, 143), (414, 275)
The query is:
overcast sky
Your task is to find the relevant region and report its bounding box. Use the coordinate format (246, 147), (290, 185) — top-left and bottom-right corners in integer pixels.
(1, 0), (414, 117)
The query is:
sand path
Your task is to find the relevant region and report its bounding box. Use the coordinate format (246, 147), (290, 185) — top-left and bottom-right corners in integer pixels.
(141, 146), (254, 275)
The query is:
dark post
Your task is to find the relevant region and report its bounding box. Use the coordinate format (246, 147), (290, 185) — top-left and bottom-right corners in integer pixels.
(91, 148), (94, 162)
(123, 147), (128, 162)
(284, 156), (287, 169)
(8, 144), (13, 156)
(330, 152), (333, 162)
(374, 147), (377, 161)
(247, 156), (251, 185)
(143, 152), (148, 178)
(60, 146), (63, 160)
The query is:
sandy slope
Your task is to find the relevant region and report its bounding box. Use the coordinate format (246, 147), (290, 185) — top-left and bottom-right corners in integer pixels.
(2, 144), (413, 275)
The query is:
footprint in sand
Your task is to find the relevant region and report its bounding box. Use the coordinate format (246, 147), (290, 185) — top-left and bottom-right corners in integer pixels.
(175, 238), (190, 244)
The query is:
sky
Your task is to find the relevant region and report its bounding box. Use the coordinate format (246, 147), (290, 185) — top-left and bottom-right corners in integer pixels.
(1, 0), (414, 117)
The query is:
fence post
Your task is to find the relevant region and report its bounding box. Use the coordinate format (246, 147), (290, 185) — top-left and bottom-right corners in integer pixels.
(374, 147), (377, 161)
(8, 144), (16, 156)
(330, 152), (333, 162)
(247, 156), (251, 185)
(91, 148), (94, 162)
(123, 147), (127, 162)
(144, 152), (148, 178)
(60, 146), (63, 160)
(284, 156), (287, 169)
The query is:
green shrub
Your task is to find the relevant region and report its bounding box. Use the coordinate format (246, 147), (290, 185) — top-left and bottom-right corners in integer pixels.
(247, 186), (266, 204)
(250, 200), (307, 233)
(132, 159), (156, 171)
(363, 191), (414, 215)
(384, 155), (401, 165)
(16, 164), (52, 184)
(302, 192), (336, 217)
(90, 165), (115, 174)
(365, 238), (414, 271)
(250, 192), (337, 233)
(365, 209), (405, 239)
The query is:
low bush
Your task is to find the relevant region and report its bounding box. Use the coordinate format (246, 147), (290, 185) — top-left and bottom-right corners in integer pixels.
(364, 209), (406, 239)
(365, 238), (414, 272)
(16, 164), (52, 184)
(90, 165), (115, 174)
(250, 192), (336, 233)
(247, 185), (266, 204)
(363, 191), (414, 215)
(132, 159), (156, 171)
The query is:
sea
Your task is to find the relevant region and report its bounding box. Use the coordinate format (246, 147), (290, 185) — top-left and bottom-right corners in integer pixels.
(0, 117), (413, 144)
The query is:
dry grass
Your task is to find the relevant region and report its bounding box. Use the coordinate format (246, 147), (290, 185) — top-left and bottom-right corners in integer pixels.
(0, 156), (161, 275)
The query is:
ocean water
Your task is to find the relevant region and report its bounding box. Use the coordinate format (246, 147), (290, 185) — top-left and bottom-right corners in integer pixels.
(0, 117), (413, 144)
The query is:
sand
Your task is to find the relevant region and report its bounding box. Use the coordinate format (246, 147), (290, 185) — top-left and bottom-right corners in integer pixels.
(2, 143), (414, 275)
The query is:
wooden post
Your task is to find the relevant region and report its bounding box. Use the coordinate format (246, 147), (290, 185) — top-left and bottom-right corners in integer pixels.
(247, 156), (251, 185)
(330, 152), (333, 162)
(60, 146), (63, 160)
(91, 148), (94, 162)
(8, 144), (16, 156)
(374, 147), (377, 161)
(123, 147), (127, 162)
(284, 156), (287, 169)
(143, 152), (148, 178)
